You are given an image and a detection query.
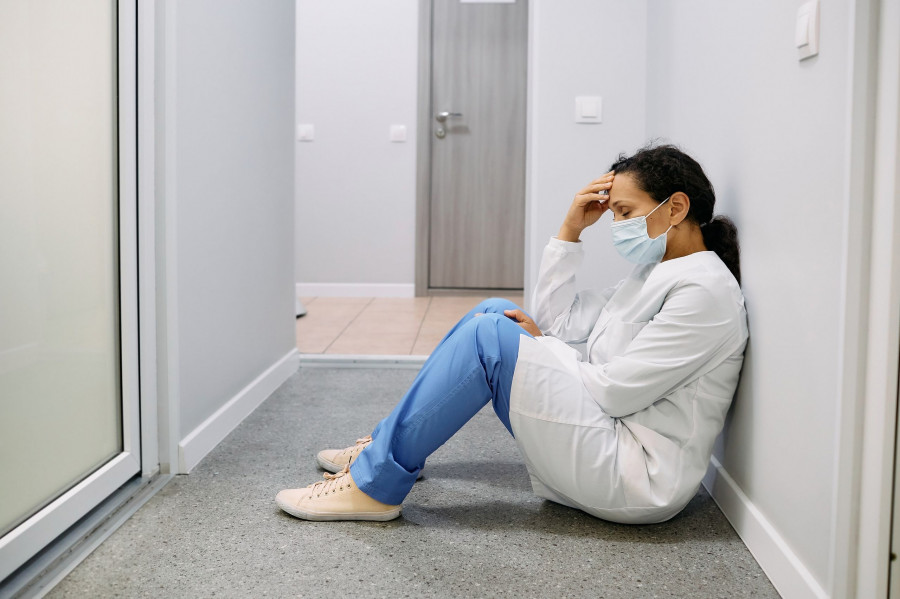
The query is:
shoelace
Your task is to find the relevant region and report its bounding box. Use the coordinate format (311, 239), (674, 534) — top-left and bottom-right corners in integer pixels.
(342, 435), (372, 462)
(309, 465), (353, 497)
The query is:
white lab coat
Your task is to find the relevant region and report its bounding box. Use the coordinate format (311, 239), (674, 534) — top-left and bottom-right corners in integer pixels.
(508, 237), (748, 524)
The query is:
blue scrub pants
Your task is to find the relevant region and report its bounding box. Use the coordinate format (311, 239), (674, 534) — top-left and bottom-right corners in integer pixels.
(349, 298), (532, 506)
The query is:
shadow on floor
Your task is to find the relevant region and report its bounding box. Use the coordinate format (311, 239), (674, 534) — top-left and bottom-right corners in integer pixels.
(50, 367), (778, 599)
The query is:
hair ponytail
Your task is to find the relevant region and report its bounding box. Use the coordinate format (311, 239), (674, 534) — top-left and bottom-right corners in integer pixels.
(701, 216), (741, 285)
(610, 143), (743, 286)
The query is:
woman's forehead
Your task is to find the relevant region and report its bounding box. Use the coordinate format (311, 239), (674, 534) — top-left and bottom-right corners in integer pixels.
(609, 174), (650, 208)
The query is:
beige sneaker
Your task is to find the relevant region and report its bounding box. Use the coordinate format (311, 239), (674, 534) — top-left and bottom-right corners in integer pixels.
(316, 435), (372, 473)
(275, 466), (401, 521)
(317, 435), (424, 480)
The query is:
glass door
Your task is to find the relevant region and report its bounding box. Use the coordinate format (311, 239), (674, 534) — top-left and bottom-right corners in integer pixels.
(0, 0), (140, 580)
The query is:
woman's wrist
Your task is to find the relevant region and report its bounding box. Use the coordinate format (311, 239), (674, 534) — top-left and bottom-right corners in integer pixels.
(557, 225), (582, 243)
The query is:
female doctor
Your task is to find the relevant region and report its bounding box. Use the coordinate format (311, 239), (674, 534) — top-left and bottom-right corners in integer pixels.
(276, 144), (749, 525)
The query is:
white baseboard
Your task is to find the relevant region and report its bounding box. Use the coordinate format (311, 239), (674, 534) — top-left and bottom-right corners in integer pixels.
(298, 353), (428, 369)
(295, 282), (415, 298)
(702, 455), (828, 599)
(178, 349), (300, 473)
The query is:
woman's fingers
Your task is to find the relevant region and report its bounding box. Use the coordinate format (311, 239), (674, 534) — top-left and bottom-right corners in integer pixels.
(503, 309), (527, 322)
(577, 181), (614, 200)
(503, 310), (543, 337)
(588, 170), (615, 185)
(576, 191), (608, 205)
(582, 182), (610, 192)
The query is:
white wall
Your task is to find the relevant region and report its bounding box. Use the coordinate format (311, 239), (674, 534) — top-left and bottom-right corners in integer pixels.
(295, 0), (419, 296)
(294, 0), (644, 299)
(645, 1), (855, 595)
(159, 0), (299, 471)
(524, 0), (647, 306)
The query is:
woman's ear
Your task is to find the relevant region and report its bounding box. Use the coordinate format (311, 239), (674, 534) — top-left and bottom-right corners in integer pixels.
(669, 192), (690, 226)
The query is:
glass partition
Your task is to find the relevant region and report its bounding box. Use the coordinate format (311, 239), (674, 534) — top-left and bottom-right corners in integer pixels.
(0, 0), (122, 539)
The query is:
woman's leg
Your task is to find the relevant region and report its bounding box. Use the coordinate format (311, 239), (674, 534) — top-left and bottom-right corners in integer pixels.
(349, 300), (532, 506)
(433, 297), (522, 346)
(361, 296), (522, 453)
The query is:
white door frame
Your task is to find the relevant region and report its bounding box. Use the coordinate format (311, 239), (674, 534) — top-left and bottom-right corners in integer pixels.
(852, 0), (900, 593)
(414, 0), (530, 296)
(831, 0), (900, 596)
(414, 0), (433, 297)
(0, 0), (143, 581)
(137, 0), (160, 479)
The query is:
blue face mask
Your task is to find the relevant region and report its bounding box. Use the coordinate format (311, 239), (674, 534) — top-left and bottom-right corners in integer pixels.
(609, 196), (673, 264)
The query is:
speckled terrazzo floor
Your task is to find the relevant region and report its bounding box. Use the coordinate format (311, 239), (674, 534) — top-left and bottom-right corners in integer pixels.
(48, 367), (779, 598)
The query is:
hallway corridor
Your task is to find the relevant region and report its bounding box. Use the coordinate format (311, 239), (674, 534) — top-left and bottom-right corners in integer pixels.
(48, 367), (777, 598)
(295, 295), (524, 355)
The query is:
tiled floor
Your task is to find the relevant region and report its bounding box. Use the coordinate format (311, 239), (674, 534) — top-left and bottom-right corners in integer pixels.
(296, 295), (524, 355)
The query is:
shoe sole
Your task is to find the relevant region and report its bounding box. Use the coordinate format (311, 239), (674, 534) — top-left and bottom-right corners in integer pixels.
(276, 497), (402, 522)
(315, 453), (345, 473)
(316, 451), (424, 480)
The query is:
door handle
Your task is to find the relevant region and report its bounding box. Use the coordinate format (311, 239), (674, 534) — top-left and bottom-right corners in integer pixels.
(435, 111), (463, 123)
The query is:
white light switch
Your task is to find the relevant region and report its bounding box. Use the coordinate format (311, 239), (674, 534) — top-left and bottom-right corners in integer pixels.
(575, 96), (602, 124)
(795, 13), (810, 47)
(390, 124), (407, 142)
(796, 0), (819, 61)
(297, 123), (315, 141)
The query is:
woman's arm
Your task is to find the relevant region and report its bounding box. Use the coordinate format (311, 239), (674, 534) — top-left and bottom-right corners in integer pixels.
(532, 173), (618, 343)
(577, 280), (747, 418)
(532, 239), (619, 343)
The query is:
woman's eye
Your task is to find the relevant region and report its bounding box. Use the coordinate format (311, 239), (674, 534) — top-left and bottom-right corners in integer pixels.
(621, 212), (629, 218)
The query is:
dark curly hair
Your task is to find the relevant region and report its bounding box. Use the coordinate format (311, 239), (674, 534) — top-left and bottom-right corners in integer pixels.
(610, 144), (741, 285)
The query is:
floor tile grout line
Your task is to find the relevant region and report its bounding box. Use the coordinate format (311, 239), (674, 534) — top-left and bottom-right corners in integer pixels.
(296, 297), (364, 354)
(321, 297), (376, 354)
(409, 296), (434, 355)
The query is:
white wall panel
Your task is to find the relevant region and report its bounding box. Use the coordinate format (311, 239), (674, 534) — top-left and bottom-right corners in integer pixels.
(524, 0), (647, 306)
(164, 0), (298, 445)
(295, 1), (419, 289)
(645, 1), (854, 593)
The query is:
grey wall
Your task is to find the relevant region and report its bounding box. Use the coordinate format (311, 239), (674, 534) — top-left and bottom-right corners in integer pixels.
(524, 0), (647, 305)
(294, 0), (419, 294)
(171, 0), (297, 438)
(645, 0), (854, 590)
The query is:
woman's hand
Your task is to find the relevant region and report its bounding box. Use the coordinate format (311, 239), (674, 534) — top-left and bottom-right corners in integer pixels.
(504, 309), (542, 337)
(557, 171), (615, 242)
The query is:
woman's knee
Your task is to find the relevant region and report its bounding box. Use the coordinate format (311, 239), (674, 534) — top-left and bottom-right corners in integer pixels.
(461, 312), (505, 344)
(467, 312), (524, 354)
(474, 297), (520, 315)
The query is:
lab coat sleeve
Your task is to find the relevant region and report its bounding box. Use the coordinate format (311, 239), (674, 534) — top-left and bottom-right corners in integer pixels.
(532, 237), (621, 344)
(578, 280), (745, 418)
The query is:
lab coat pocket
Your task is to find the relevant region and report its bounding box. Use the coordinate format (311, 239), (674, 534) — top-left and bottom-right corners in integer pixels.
(510, 336), (614, 430)
(596, 318), (650, 361)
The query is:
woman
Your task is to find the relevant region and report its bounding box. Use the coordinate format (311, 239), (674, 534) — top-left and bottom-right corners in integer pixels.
(276, 144), (748, 524)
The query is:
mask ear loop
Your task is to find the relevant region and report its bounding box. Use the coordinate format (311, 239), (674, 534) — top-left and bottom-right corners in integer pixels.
(648, 196), (674, 240)
(664, 197), (675, 234)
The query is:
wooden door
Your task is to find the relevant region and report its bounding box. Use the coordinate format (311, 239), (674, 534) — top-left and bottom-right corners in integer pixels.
(428, 0), (528, 290)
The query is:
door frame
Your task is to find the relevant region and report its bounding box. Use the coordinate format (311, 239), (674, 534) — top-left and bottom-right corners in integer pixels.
(414, 0), (432, 297)
(0, 0), (143, 582)
(853, 0), (900, 592)
(414, 0), (530, 296)
(832, 0), (900, 595)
